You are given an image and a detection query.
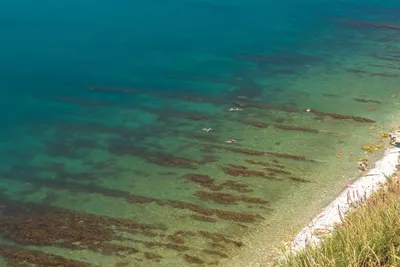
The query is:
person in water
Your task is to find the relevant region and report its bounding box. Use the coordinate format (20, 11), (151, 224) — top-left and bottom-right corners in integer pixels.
(363, 159), (368, 168)
(225, 138), (236, 144)
(229, 108), (243, 111)
(359, 163), (367, 172)
(202, 128), (215, 132)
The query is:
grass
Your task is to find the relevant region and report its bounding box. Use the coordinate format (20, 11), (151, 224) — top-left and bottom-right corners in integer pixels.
(276, 173), (400, 267)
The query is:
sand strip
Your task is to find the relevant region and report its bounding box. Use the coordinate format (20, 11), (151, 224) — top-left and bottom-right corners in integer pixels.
(291, 147), (400, 250)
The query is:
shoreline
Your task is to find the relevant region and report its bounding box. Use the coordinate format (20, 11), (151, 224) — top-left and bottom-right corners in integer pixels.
(290, 145), (400, 251)
(216, 136), (399, 267)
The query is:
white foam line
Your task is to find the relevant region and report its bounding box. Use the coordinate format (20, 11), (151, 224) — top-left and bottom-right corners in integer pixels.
(291, 147), (400, 251)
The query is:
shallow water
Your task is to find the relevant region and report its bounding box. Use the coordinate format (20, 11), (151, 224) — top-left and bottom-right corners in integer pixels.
(1, 1), (400, 266)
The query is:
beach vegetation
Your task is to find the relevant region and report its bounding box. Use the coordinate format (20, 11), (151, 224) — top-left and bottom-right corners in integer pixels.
(277, 174), (400, 267)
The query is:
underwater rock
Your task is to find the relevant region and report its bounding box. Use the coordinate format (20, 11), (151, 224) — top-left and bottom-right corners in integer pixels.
(194, 191), (241, 205)
(168, 233), (185, 244)
(289, 177), (311, 183)
(203, 249), (229, 258)
(198, 231), (243, 247)
(0, 202), (158, 256)
(220, 180), (253, 193)
(354, 98), (381, 104)
(227, 164), (248, 170)
(275, 124), (319, 134)
(241, 120), (269, 128)
(183, 254), (205, 264)
(215, 210), (258, 223)
(190, 214), (217, 223)
(265, 151), (314, 162)
(265, 167), (292, 175)
(144, 252), (163, 262)
(186, 174), (215, 184)
(0, 245), (91, 267)
(344, 19), (400, 31)
(310, 110), (376, 123)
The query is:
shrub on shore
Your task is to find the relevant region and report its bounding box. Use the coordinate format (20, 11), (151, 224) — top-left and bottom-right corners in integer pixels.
(277, 174), (400, 267)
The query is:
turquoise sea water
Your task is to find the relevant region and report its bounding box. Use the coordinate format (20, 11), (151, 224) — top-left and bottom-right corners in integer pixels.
(1, 1), (400, 266)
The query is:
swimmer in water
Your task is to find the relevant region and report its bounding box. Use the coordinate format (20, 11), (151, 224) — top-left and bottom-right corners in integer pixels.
(229, 108), (243, 111)
(359, 163), (367, 172)
(202, 128), (215, 132)
(363, 159), (368, 167)
(225, 138), (236, 144)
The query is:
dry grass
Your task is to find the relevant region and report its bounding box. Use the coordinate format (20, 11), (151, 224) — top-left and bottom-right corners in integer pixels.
(277, 174), (400, 267)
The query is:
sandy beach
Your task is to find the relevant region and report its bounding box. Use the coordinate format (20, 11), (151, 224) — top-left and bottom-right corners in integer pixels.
(291, 145), (400, 251)
(215, 132), (400, 267)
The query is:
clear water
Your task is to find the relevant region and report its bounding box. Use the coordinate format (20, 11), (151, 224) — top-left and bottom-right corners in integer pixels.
(1, 1), (400, 266)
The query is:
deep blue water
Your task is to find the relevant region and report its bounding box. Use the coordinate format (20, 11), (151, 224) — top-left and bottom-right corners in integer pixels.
(0, 1), (397, 103)
(0, 1), (356, 95)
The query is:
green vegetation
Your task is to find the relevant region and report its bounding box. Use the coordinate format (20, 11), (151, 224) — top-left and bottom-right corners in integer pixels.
(277, 174), (400, 267)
